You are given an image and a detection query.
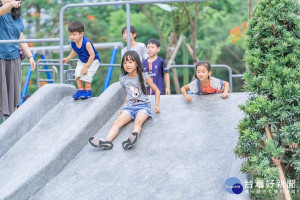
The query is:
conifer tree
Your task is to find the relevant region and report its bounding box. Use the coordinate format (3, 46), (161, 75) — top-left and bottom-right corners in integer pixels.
(234, 0), (300, 199)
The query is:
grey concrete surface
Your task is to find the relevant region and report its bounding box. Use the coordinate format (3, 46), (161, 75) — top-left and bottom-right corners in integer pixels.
(0, 82), (124, 200)
(32, 93), (250, 200)
(0, 84), (76, 158)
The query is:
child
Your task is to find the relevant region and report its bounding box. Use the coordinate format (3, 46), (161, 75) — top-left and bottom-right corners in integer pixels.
(142, 38), (170, 95)
(62, 21), (100, 100)
(121, 25), (148, 63)
(89, 51), (160, 150)
(181, 61), (230, 102)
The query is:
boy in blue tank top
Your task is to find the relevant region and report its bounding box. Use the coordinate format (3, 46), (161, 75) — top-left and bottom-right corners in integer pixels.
(62, 21), (100, 99)
(142, 39), (170, 95)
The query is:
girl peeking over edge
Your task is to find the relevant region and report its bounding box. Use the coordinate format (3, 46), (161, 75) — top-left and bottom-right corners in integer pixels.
(181, 61), (230, 102)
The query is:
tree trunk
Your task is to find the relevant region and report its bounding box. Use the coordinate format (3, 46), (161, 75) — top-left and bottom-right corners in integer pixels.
(36, 5), (41, 36)
(265, 126), (291, 200)
(192, 2), (198, 62)
(248, 0), (252, 20)
(185, 43), (199, 62)
(139, 5), (167, 51)
(165, 33), (182, 94)
(183, 2), (199, 63)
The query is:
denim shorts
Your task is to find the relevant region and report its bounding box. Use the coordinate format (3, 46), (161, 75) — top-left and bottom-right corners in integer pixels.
(122, 104), (152, 120)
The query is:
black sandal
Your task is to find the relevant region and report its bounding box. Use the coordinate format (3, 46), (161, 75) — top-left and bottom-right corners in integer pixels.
(89, 137), (113, 150)
(122, 132), (138, 150)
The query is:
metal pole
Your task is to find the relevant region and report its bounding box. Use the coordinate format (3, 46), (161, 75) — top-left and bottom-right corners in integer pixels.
(40, 54), (53, 83)
(102, 48), (118, 92)
(126, 3), (131, 51)
(59, 6), (67, 84)
(213, 64), (233, 91)
(0, 38), (60, 44)
(19, 53), (37, 106)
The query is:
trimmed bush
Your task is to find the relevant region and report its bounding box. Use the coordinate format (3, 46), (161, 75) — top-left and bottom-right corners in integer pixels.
(234, 0), (300, 199)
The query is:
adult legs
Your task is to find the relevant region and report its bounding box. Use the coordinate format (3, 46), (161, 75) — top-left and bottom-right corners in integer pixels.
(0, 59), (21, 117)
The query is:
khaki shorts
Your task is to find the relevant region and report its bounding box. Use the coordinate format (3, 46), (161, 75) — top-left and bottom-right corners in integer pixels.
(75, 59), (99, 83)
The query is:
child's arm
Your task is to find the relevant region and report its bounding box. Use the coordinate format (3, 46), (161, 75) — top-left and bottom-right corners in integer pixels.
(146, 76), (160, 114)
(164, 72), (171, 95)
(62, 50), (77, 63)
(181, 84), (193, 102)
(81, 42), (95, 75)
(220, 81), (230, 99)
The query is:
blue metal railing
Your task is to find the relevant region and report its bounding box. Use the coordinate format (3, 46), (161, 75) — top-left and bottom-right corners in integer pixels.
(102, 48), (118, 92)
(19, 53), (37, 105)
(40, 54), (53, 83)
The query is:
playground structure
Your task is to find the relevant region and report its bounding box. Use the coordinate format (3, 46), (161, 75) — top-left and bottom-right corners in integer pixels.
(0, 83), (250, 200)
(0, 1), (250, 199)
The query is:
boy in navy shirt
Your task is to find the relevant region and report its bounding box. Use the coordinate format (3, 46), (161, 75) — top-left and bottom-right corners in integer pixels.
(142, 39), (170, 95)
(63, 21), (100, 99)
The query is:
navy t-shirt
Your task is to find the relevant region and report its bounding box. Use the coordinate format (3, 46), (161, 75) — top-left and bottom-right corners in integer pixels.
(142, 57), (168, 95)
(71, 36), (100, 63)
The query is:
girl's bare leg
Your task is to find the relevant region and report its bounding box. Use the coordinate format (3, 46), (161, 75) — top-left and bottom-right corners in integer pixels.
(132, 112), (148, 135)
(106, 112), (132, 142)
(122, 112), (148, 150)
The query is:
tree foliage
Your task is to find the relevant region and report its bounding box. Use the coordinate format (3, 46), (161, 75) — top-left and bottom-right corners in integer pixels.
(234, 0), (300, 198)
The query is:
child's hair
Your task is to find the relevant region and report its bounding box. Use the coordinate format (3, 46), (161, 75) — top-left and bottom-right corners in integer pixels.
(121, 26), (137, 40)
(147, 38), (160, 47)
(121, 51), (147, 95)
(68, 21), (84, 33)
(194, 61), (211, 79)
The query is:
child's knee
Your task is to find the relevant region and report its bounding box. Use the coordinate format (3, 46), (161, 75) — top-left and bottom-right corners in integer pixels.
(133, 120), (143, 127)
(113, 119), (123, 128)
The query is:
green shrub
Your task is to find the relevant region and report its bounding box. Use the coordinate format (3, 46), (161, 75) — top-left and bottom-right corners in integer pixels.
(234, 0), (300, 199)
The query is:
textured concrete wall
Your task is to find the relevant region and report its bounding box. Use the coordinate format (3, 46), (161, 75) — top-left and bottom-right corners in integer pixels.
(0, 82), (124, 200)
(0, 84), (76, 158)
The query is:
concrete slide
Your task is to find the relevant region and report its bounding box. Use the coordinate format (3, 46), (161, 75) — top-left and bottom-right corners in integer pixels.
(0, 83), (250, 200)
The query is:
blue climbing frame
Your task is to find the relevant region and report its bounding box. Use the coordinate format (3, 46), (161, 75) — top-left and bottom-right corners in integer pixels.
(102, 47), (118, 92)
(20, 53), (54, 105)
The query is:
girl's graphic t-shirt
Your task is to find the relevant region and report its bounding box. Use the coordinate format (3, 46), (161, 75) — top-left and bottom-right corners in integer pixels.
(119, 73), (151, 106)
(188, 76), (223, 94)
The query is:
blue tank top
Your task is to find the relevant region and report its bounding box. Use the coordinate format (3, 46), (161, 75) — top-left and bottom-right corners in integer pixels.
(71, 36), (100, 63)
